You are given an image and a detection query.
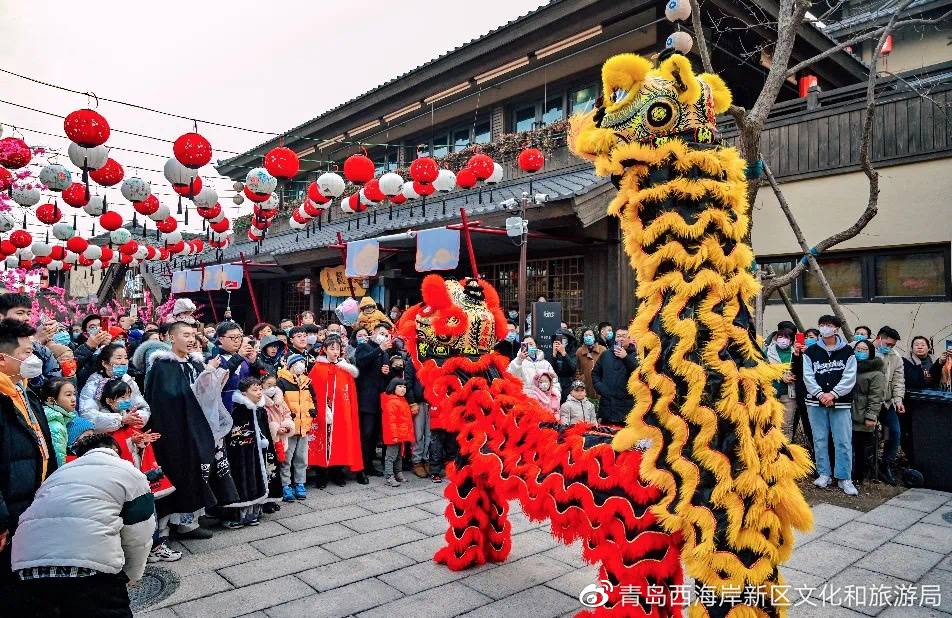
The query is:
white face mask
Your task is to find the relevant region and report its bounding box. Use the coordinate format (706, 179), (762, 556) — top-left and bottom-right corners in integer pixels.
(264, 386), (279, 397)
(291, 362), (306, 375)
(375, 333), (389, 345)
(819, 325), (836, 338)
(775, 337), (791, 349)
(539, 380), (551, 392)
(306, 335), (318, 345)
(9, 353), (43, 380)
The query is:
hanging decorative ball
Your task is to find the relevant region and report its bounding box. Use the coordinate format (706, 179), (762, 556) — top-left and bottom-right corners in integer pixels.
(4, 256), (18, 269)
(264, 147), (300, 180)
(409, 158), (439, 183)
(173, 132), (213, 168)
(378, 172), (404, 197)
(31, 242), (53, 257)
(197, 202), (222, 219)
(9, 229), (32, 248)
(47, 260), (64, 271)
(173, 175), (201, 197)
(119, 254), (133, 265)
(232, 193), (245, 205)
(83, 196), (105, 217)
(210, 217), (230, 233)
(363, 178), (386, 202)
(248, 227), (264, 242)
(148, 201), (171, 222)
(161, 231), (183, 245)
(232, 181), (243, 192)
(53, 222), (76, 241)
(164, 157), (198, 190)
(252, 217), (270, 230)
(400, 181), (419, 201)
(243, 185), (270, 203)
(62, 250), (79, 264)
(0, 212), (15, 233)
(11, 184), (41, 207)
(208, 209), (225, 224)
(0, 239), (15, 255)
(487, 162), (504, 184)
(83, 245), (103, 260)
(246, 167), (277, 195)
(253, 204), (278, 219)
(88, 158), (124, 186)
(143, 246), (158, 260)
(517, 148), (545, 173)
(36, 203), (63, 225)
(433, 169), (457, 193)
(292, 206), (310, 224)
(412, 181), (435, 197)
(90, 261), (103, 271)
(317, 172), (346, 197)
(120, 176), (152, 203)
(664, 0), (692, 22)
(389, 193), (406, 205)
(307, 181), (331, 204)
(302, 200), (323, 217)
(16, 246), (34, 260)
(210, 231), (231, 243)
(456, 168), (477, 189)
(100, 246), (115, 263)
(110, 228), (132, 245)
(132, 245), (147, 260)
(258, 193), (279, 211)
(67, 143), (108, 171)
(192, 186), (218, 209)
(134, 194), (160, 216)
(339, 195), (354, 214)
(467, 154), (495, 180)
(50, 246), (66, 261)
(358, 189), (373, 207)
(0, 168), (13, 192)
(190, 239), (204, 253)
(343, 154), (375, 184)
(64, 109), (110, 147)
(178, 242), (192, 257)
(39, 164), (72, 191)
(665, 31), (693, 54)
(66, 236), (88, 254)
(34, 255), (53, 266)
(156, 217), (177, 233)
(289, 216), (307, 230)
(0, 137), (32, 169)
(99, 211), (123, 231)
(62, 182), (90, 207)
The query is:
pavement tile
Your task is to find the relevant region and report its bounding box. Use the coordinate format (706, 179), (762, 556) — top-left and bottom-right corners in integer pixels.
(784, 540), (865, 579)
(824, 521), (900, 552)
(507, 528), (565, 562)
(879, 607), (951, 618)
(296, 549), (416, 592)
(324, 526), (426, 559)
(545, 565), (599, 598)
(779, 566), (825, 591)
(459, 554), (574, 600)
(177, 521), (289, 553)
(355, 581), (493, 618)
(275, 505), (374, 532)
(301, 490), (389, 510)
(250, 523), (356, 556)
(418, 499), (450, 516)
(458, 583), (579, 618)
(149, 571), (233, 610)
(340, 505), (432, 533)
(857, 505), (927, 531)
(937, 554), (952, 571)
(264, 578), (404, 618)
(360, 491), (444, 513)
(162, 543), (266, 577)
(810, 503), (864, 529)
(885, 489), (952, 514)
(391, 534), (447, 562)
(789, 602), (874, 617)
(135, 609), (177, 618)
(823, 566), (912, 616)
(258, 500), (314, 520)
(508, 510), (547, 534)
(218, 545), (338, 587)
(406, 515), (450, 537)
(892, 523), (952, 554)
(856, 542), (944, 581)
(916, 568), (952, 614)
(378, 557), (498, 595)
(918, 507), (952, 529)
(540, 542), (591, 569)
(170, 575), (313, 618)
(794, 525), (832, 547)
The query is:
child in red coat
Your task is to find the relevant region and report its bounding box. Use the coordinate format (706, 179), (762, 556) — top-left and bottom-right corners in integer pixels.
(380, 378), (414, 487)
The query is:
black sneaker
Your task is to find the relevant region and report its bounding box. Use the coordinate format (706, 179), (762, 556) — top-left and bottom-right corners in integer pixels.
(366, 467), (384, 477)
(355, 471), (369, 485)
(879, 467), (898, 486)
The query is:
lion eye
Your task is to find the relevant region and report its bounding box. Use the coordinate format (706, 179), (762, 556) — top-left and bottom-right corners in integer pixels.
(611, 88), (628, 103)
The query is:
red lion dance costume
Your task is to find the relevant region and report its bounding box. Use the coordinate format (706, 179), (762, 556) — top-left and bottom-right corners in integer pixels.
(399, 50), (813, 618)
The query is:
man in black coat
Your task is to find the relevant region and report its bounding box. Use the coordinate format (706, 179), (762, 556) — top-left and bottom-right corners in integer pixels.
(592, 327), (638, 425)
(551, 328), (578, 404)
(493, 321), (520, 361)
(354, 323), (394, 476)
(0, 319), (57, 584)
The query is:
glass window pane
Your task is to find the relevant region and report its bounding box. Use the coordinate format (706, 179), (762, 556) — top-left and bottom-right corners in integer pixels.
(804, 257), (863, 298)
(474, 121), (491, 144)
(433, 134), (448, 158)
(453, 128), (470, 151)
(571, 86), (598, 115)
(875, 253), (946, 297)
(542, 97), (563, 126)
(763, 261), (794, 301)
(514, 105), (536, 133)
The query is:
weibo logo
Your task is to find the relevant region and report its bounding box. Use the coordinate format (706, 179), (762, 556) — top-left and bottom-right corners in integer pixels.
(579, 580), (613, 608)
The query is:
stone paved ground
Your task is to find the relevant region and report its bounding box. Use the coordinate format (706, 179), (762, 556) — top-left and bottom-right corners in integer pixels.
(134, 476), (952, 618)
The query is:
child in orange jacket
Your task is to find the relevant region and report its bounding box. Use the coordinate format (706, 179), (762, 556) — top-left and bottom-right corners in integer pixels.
(380, 378), (414, 487)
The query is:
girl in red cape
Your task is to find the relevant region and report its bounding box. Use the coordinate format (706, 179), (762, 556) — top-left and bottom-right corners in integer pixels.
(307, 335), (364, 487)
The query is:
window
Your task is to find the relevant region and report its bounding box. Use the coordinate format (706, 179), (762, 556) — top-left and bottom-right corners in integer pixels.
(432, 134), (449, 158)
(284, 279), (310, 323)
(481, 256), (584, 330)
(571, 85), (598, 115)
(474, 120), (491, 144)
(761, 260), (794, 301)
(804, 256), (863, 299)
(875, 253), (946, 298)
(542, 97), (564, 126)
(453, 127), (470, 151)
(513, 105), (536, 133)
(373, 151), (398, 175)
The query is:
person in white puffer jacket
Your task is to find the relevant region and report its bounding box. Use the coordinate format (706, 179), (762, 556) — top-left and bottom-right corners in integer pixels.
(506, 336), (561, 400)
(10, 434), (156, 617)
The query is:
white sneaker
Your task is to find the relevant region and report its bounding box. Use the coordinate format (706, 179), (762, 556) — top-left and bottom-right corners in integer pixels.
(839, 480), (859, 496)
(814, 475), (832, 488)
(148, 543), (183, 562)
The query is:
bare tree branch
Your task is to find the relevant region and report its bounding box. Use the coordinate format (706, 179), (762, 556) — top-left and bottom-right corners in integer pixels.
(689, 0), (716, 74)
(763, 265), (805, 331)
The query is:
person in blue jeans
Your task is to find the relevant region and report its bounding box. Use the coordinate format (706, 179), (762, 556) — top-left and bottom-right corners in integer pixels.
(873, 326), (905, 485)
(803, 315), (858, 496)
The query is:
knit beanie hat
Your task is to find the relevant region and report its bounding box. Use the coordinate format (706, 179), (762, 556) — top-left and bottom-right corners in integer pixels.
(286, 354), (306, 368)
(172, 298), (197, 316)
(66, 417), (95, 448)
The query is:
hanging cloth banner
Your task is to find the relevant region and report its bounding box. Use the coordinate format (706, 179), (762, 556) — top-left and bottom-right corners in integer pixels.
(415, 227), (460, 272)
(199, 264), (244, 291)
(320, 265), (367, 298)
(345, 239), (380, 278)
(171, 270), (202, 293)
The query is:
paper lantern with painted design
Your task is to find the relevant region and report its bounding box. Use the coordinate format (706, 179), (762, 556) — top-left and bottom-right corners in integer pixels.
(191, 186), (218, 209)
(31, 242), (53, 257)
(53, 223), (75, 241)
(62, 183), (89, 207)
(121, 177), (151, 203)
(39, 164), (72, 191)
(317, 172), (345, 198)
(82, 244), (102, 260)
(11, 184), (40, 207)
(0, 138), (32, 169)
(246, 167), (277, 195)
(307, 181), (331, 204)
(0, 212), (15, 233)
(433, 169), (457, 193)
(9, 230), (32, 248)
(83, 196), (105, 217)
(243, 185), (270, 203)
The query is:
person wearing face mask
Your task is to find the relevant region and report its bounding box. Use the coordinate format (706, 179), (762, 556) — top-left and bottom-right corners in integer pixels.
(507, 336), (560, 400)
(803, 315), (857, 493)
(597, 322), (615, 348)
(303, 325), (322, 355)
(551, 328), (578, 404)
(347, 327), (369, 365)
(0, 318), (57, 586)
(389, 306), (403, 325)
(873, 326), (905, 485)
(528, 371), (561, 419)
(276, 354), (318, 501)
(852, 325), (872, 344)
(493, 322), (520, 361)
(354, 325), (396, 476)
(765, 324), (798, 439)
(354, 297), (393, 333)
(591, 328), (638, 425)
(0, 294), (62, 390)
(575, 328), (605, 405)
(78, 343), (150, 433)
(850, 340), (884, 494)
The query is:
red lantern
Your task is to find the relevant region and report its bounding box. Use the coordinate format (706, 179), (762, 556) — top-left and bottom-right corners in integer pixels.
(61, 262), (72, 271)
(197, 202), (222, 219)
(166, 241), (185, 254)
(89, 158), (124, 186)
(35, 255), (53, 266)
(120, 254), (133, 265)
(389, 193), (407, 205)
(303, 201), (323, 217)
(253, 205), (277, 219)
(119, 241), (138, 256)
(0, 168), (11, 192)
(190, 239), (204, 253)
(156, 217), (178, 233)
(253, 217), (269, 230)
(467, 154), (495, 180)
(210, 218), (230, 233)
(19, 260), (33, 269)
(517, 148), (544, 173)
(363, 179), (385, 202)
(264, 147), (300, 180)
(409, 158), (439, 183)
(9, 230), (32, 248)
(243, 185), (270, 203)
(348, 193), (367, 213)
(0, 240), (15, 256)
(173, 175), (201, 197)
(173, 132), (213, 169)
(343, 154), (375, 184)
(0, 138), (32, 169)
(66, 237), (88, 254)
(211, 238), (228, 248)
(64, 109), (110, 147)
(144, 246), (158, 260)
(50, 246), (66, 261)
(62, 183), (89, 207)
(412, 181), (435, 197)
(77, 256), (94, 267)
(134, 194), (160, 216)
(36, 203), (63, 225)
(99, 246), (114, 263)
(99, 211), (123, 231)
(307, 181), (330, 204)
(456, 168), (477, 189)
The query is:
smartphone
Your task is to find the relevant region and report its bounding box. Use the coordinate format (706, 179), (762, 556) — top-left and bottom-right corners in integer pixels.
(521, 341), (529, 354)
(101, 316), (112, 332)
(796, 332), (805, 346)
(945, 339), (952, 353)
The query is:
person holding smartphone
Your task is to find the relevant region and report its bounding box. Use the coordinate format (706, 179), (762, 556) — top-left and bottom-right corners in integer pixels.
(591, 328), (638, 425)
(507, 336), (559, 400)
(209, 322), (264, 414)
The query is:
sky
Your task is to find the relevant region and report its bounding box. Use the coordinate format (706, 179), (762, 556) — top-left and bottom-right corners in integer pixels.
(0, 0), (547, 239)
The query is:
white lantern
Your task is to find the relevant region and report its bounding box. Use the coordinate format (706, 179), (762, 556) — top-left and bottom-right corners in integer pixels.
(134, 246), (149, 260)
(378, 172), (404, 197)
(232, 193), (245, 205)
(47, 260), (63, 271)
(209, 210), (225, 224)
(11, 184), (41, 207)
(248, 227), (265, 241)
(83, 245), (103, 260)
(317, 172), (345, 198)
(83, 196), (105, 216)
(17, 247), (34, 260)
(4, 256), (18, 269)
(289, 217), (307, 230)
(664, 0), (691, 22)
(192, 186), (218, 209)
(258, 193), (279, 211)
(148, 202), (171, 222)
(0, 212), (17, 233)
(245, 167), (277, 195)
(211, 231), (230, 242)
(62, 251), (78, 264)
(39, 164), (72, 191)
(401, 181), (419, 200)
(52, 222), (76, 241)
(30, 242), (52, 257)
(68, 143), (108, 170)
(487, 162), (504, 185)
(433, 169), (457, 193)
(666, 31), (693, 54)
(358, 189), (373, 207)
(110, 228), (132, 245)
(121, 177), (151, 203)
(109, 251), (120, 264)
(162, 231), (183, 245)
(163, 157), (198, 186)
(340, 197), (354, 214)
(232, 181), (244, 192)
(91, 261), (103, 271)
